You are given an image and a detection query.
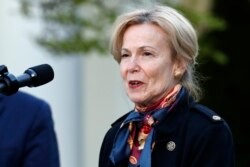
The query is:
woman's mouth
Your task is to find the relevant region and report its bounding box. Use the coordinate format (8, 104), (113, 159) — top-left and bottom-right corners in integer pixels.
(128, 80), (144, 88)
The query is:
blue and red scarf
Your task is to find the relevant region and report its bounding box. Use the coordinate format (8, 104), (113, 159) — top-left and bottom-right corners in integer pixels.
(109, 84), (184, 167)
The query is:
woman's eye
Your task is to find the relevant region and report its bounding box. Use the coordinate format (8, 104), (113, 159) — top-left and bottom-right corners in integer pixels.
(143, 52), (153, 56)
(121, 53), (129, 58)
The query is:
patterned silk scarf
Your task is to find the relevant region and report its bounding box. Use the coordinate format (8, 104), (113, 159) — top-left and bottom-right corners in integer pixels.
(109, 84), (183, 167)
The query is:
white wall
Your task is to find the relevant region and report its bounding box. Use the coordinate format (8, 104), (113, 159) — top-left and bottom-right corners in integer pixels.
(81, 54), (133, 167)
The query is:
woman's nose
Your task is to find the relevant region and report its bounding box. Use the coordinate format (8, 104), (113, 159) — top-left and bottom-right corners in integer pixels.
(127, 58), (140, 73)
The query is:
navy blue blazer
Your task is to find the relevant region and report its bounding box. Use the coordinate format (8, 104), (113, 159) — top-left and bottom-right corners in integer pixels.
(99, 95), (235, 167)
(0, 91), (60, 167)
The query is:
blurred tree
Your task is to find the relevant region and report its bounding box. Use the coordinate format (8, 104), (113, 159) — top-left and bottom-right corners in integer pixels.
(19, 0), (227, 65)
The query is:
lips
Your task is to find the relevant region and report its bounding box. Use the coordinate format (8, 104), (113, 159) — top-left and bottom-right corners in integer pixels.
(128, 80), (144, 88)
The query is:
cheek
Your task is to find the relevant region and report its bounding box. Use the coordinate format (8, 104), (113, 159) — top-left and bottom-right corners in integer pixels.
(119, 64), (126, 80)
(150, 65), (174, 85)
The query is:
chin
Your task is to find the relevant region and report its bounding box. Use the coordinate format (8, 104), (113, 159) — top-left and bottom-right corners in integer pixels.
(129, 97), (146, 105)
(127, 93), (147, 104)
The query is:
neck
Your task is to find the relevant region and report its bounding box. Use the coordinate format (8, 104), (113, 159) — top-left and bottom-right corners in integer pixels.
(135, 84), (182, 112)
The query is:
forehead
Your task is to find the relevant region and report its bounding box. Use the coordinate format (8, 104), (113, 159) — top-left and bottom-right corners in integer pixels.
(122, 23), (170, 50)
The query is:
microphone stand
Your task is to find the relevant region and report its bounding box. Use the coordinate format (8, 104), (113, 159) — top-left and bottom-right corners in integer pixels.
(0, 65), (19, 95)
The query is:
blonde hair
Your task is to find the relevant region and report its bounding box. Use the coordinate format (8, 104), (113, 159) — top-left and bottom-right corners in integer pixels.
(110, 5), (201, 101)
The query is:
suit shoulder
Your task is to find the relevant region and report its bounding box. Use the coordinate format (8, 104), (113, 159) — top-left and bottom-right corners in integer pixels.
(15, 91), (50, 109)
(190, 103), (224, 123)
(7, 91), (52, 116)
(189, 103), (234, 141)
(16, 91), (47, 103)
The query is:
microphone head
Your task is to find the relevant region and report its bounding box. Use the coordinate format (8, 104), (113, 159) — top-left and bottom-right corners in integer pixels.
(25, 64), (54, 87)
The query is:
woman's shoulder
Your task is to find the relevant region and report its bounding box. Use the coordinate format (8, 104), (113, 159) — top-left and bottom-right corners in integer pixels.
(102, 111), (134, 139)
(190, 103), (224, 123)
(111, 111), (132, 127)
(188, 103), (232, 133)
(187, 103), (234, 146)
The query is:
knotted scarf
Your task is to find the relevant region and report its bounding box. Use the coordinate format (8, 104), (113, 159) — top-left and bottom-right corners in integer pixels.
(109, 84), (184, 166)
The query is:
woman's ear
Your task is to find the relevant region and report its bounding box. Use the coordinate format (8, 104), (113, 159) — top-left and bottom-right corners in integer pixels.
(173, 59), (186, 79)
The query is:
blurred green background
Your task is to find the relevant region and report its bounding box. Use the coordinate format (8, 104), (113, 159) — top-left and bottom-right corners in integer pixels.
(19, 0), (250, 166)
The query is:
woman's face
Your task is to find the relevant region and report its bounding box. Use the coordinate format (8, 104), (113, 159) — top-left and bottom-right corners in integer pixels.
(120, 23), (181, 106)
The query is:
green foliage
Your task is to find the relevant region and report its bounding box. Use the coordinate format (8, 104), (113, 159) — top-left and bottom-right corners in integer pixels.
(19, 0), (228, 65)
(172, 4), (228, 65)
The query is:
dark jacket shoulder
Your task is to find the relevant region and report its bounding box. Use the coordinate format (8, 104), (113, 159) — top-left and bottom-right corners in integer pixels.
(191, 103), (224, 123)
(111, 111), (131, 127)
(99, 111), (132, 167)
(187, 103), (233, 139)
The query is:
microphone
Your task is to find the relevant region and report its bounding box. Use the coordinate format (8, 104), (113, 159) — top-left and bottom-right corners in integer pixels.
(0, 64), (54, 96)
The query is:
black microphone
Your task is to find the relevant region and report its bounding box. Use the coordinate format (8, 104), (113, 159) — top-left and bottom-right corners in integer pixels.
(0, 64), (54, 96)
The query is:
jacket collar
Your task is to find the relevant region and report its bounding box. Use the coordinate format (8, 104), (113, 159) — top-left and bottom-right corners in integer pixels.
(111, 90), (195, 141)
(153, 94), (195, 141)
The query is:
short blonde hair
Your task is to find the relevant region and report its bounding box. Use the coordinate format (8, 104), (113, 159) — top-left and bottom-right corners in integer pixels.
(110, 5), (201, 100)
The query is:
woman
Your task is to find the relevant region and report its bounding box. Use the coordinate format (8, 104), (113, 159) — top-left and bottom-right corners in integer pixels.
(99, 5), (235, 167)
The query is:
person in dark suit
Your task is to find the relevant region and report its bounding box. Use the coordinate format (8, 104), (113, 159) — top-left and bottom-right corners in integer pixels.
(0, 91), (60, 167)
(99, 5), (235, 167)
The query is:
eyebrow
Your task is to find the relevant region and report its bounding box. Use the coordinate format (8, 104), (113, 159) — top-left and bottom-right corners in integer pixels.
(121, 48), (129, 52)
(121, 46), (156, 52)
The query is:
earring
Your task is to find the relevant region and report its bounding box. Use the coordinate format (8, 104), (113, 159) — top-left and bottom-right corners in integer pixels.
(174, 71), (182, 79)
